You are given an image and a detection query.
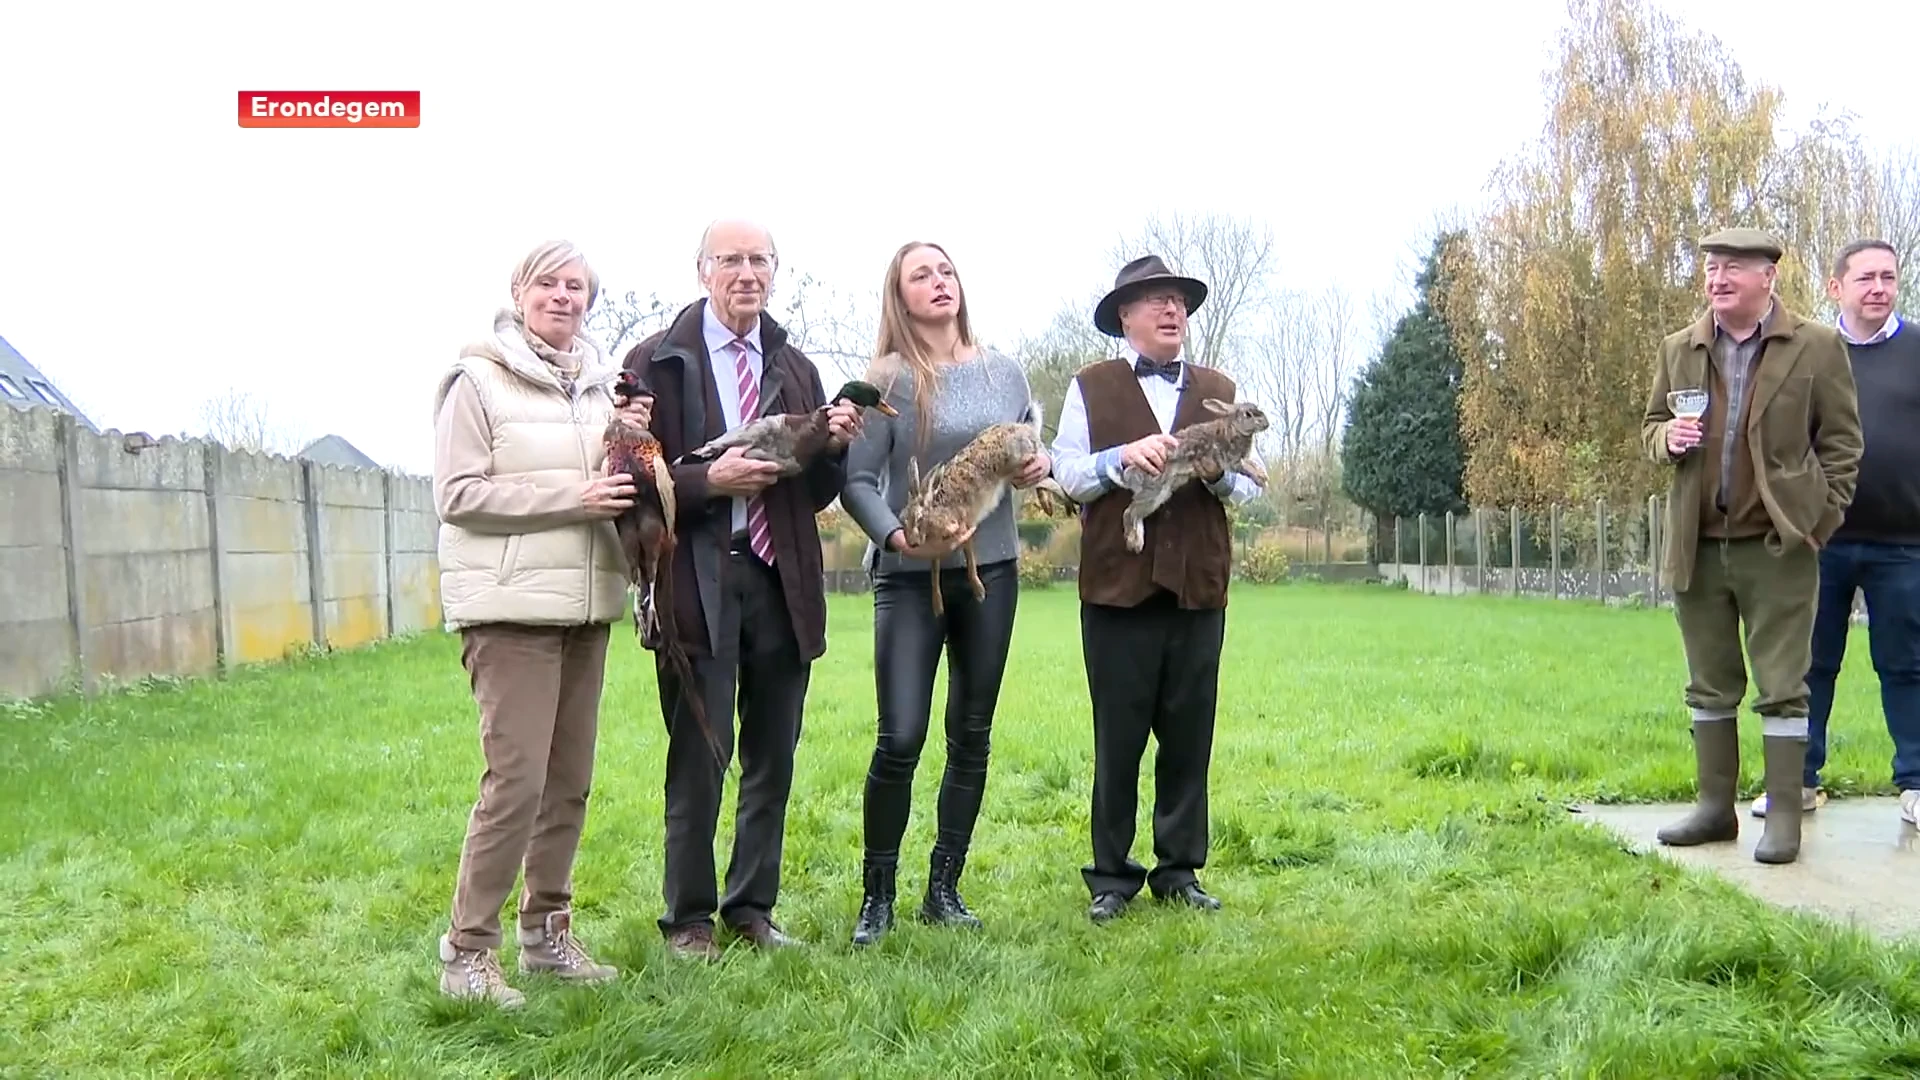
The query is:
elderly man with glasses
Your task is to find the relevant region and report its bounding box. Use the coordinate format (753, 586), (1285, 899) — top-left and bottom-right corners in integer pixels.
(620, 218), (863, 958)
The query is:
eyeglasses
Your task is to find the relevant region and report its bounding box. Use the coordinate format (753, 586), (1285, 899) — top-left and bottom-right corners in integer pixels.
(706, 252), (777, 274)
(1130, 293), (1188, 313)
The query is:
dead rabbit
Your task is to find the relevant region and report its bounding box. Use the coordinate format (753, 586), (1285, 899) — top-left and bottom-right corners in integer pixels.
(897, 403), (1073, 616)
(1120, 398), (1270, 553)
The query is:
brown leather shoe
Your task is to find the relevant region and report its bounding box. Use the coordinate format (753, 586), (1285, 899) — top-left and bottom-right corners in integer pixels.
(663, 923), (721, 961)
(730, 917), (801, 949)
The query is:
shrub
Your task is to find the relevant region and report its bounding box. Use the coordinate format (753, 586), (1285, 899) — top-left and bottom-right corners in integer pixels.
(1239, 541), (1292, 584)
(1017, 520), (1056, 549)
(1018, 558), (1056, 589)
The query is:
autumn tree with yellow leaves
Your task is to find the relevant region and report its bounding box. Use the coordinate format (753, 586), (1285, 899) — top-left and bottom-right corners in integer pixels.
(1439, 0), (1904, 519)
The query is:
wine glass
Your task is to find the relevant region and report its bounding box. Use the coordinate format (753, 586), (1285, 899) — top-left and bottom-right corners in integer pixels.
(1667, 388), (1708, 421)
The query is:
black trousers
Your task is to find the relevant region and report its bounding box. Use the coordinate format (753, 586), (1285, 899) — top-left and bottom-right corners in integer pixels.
(863, 559), (1020, 867)
(1080, 590), (1226, 900)
(654, 540), (810, 934)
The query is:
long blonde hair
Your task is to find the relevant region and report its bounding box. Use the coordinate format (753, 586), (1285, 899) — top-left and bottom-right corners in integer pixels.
(867, 241), (976, 450)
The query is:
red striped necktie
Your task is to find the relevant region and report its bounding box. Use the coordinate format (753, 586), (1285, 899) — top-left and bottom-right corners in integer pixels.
(729, 337), (776, 565)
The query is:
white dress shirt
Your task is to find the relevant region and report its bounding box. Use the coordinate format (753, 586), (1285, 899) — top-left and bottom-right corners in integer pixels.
(1050, 346), (1260, 507)
(1839, 312), (1902, 346)
(703, 302), (765, 534)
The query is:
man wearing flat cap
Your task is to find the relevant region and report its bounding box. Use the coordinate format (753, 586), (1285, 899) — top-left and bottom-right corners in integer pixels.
(1050, 254), (1261, 923)
(1642, 226), (1862, 865)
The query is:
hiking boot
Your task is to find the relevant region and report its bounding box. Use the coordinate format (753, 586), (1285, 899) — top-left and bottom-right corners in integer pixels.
(920, 848), (982, 929)
(439, 934), (525, 1008)
(1754, 735), (1808, 864)
(851, 858), (896, 947)
(664, 922), (721, 961)
(1657, 720), (1740, 846)
(517, 911), (617, 982)
(1750, 787), (1825, 817)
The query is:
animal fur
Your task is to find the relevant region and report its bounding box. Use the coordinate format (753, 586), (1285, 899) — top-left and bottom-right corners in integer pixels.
(898, 400), (1072, 617)
(1119, 398), (1270, 554)
(603, 380), (723, 765)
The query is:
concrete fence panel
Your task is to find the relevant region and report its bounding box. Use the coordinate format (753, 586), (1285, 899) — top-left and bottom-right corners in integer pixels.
(0, 402), (456, 701)
(70, 423), (218, 687)
(0, 405), (75, 697)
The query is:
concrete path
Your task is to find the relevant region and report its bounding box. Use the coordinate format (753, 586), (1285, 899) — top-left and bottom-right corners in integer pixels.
(1573, 798), (1918, 940)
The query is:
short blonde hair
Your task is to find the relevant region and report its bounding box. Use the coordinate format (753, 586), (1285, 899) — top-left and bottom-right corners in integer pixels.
(511, 240), (600, 309)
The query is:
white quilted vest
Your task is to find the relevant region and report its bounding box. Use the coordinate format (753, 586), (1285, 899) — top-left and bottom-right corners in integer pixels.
(433, 311), (630, 631)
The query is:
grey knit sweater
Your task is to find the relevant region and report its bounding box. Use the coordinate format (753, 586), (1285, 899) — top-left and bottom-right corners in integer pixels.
(840, 348), (1037, 577)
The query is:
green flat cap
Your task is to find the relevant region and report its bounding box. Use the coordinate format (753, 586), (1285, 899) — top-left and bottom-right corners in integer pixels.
(1700, 227), (1784, 261)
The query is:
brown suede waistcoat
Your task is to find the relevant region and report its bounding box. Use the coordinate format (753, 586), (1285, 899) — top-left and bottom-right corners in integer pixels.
(1076, 358), (1235, 610)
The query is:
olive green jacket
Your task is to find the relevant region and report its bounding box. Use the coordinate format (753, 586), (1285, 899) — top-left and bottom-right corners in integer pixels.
(1640, 303), (1863, 592)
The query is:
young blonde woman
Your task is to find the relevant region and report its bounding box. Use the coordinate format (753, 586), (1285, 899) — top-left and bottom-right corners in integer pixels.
(839, 241), (1050, 945)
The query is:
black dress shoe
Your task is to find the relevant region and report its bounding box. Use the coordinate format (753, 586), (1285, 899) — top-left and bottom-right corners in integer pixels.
(1156, 883), (1221, 910)
(1088, 892), (1129, 923)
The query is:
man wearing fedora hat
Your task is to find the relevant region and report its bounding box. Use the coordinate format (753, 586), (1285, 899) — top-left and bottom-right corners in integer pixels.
(1641, 226), (1861, 865)
(1051, 254), (1261, 923)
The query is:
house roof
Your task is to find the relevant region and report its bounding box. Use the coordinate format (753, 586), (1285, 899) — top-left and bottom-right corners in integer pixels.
(297, 434), (382, 470)
(0, 334), (97, 430)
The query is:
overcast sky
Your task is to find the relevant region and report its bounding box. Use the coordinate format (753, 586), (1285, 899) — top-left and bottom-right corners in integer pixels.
(3, 0), (1913, 475)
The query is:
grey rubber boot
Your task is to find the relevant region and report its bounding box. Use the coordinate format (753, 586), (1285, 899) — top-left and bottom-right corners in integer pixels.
(1656, 720), (1741, 846)
(1753, 735), (1808, 864)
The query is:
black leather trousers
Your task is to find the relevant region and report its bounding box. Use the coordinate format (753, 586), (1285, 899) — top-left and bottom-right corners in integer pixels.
(862, 558), (1019, 865)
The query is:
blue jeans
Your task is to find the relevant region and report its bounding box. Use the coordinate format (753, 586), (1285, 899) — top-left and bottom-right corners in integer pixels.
(1805, 539), (1920, 791)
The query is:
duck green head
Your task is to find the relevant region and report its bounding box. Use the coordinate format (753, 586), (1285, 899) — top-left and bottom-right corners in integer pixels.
(832, 380), (899, 416)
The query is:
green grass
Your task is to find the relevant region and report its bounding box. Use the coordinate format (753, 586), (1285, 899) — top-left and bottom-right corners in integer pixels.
(4, 582), (1919, 1077)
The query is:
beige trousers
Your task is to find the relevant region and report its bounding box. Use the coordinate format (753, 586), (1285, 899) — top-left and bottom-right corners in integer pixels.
(446, 621), (611, 951)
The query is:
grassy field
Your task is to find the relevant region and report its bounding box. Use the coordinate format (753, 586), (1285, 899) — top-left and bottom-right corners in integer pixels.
(4, 581), (1918, 1078)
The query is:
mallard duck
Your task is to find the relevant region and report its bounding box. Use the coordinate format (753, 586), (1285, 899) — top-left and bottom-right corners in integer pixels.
(676, 379), (898, 473)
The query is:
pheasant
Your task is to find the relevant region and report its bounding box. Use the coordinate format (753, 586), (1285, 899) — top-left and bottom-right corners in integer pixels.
(604, 372), (722, 764)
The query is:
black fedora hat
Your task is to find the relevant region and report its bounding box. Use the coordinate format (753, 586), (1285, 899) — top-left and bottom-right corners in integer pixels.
(1093, 254), (1208, 337)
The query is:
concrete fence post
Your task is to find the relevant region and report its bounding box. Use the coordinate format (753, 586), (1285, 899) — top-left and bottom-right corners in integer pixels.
(301, 460), (329, 650)
(204, 442), (231, 673)
(53, 414), (93, 695)
(381, 470), (396, 640)
(1418, 513), (1428, 591)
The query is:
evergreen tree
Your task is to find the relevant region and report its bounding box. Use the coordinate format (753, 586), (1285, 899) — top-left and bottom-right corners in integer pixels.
(1341, 232), (1469, 523)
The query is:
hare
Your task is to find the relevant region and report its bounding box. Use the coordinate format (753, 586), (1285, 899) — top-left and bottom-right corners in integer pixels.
(1120, 398), (1271, 553)
(899, 402), (1073, 616)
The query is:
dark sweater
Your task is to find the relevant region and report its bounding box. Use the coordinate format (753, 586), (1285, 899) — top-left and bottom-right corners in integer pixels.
(1832, 319), (1920, 545)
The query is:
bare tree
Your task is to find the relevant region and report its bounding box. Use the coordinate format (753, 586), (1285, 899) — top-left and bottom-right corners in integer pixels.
(195, 388), (304, 454)
(586, 289), (678, 362)
(1106, 211), (1278, 371)
(1009, 292), (1112, 439)
(776, 269), (879, 387)
(1868, 146), (1920, 315)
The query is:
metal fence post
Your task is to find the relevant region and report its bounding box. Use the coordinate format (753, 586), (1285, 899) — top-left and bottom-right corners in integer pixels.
(1595, 498), (1608, 604)
(1550, 503), (1561, 599)
(1510, 507), (1521, 595)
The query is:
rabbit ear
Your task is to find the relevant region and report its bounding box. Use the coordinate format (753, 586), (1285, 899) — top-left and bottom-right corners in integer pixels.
(1201, 397), (1232, 415)
(907, 456), (921, 495)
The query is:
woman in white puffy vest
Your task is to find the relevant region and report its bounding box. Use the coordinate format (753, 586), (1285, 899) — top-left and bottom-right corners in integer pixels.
(428, 240), (648, 1007)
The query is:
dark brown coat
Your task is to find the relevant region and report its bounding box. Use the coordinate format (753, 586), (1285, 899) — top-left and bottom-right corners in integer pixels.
(1075, 358), (1236, 610)
(622, 300), (843, 661)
